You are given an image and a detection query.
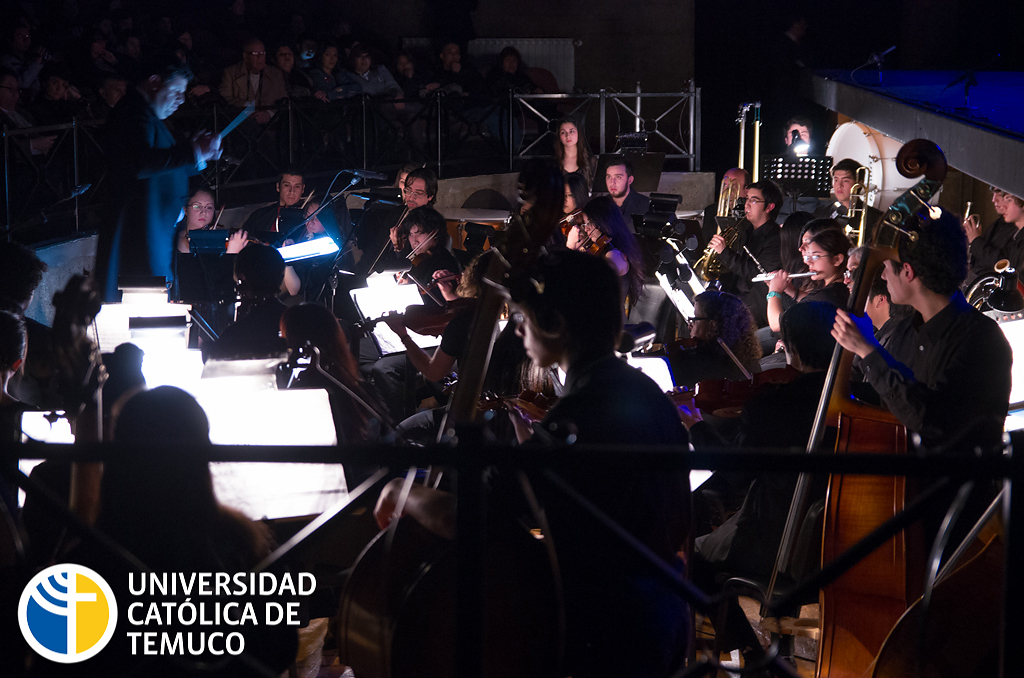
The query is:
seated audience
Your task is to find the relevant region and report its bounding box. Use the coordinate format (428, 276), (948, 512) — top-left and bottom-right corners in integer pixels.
(219, 37), (287, 125)
(2, 24), (44, 100)
(0, 68), (55, 156)
(347, 43), (402, 101)
(309, 41), (360, 101)
(90, 74), (127, 120)
(273, 43), (314, 98)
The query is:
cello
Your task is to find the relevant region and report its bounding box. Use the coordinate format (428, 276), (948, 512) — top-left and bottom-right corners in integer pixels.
(763, 140), (948, 678)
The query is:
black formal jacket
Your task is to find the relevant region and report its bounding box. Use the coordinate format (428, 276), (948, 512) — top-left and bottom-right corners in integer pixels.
(95, 88), (198, 300)
(717, 219), (782, 327)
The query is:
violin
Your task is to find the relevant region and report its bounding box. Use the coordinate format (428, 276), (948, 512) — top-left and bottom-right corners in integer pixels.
(358, 297), (477, 338)
(559, 209), (586, 238)
(668, 365), (800, 418)
(578, 230), (613, 256)
(478, 389), (558, 424)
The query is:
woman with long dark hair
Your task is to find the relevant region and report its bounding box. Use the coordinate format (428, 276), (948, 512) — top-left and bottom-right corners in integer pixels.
(563, 171), (590, 216)
(553, 118), (596, 190)
(566, 195), (646, 308)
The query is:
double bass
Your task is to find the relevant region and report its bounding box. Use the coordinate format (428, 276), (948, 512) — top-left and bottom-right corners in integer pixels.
(764, 140), (948, 678)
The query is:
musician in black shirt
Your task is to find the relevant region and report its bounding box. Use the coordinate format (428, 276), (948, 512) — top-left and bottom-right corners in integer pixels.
(833, 208), (1012, 453)
(375, 251), (692, 677)
(964, 187), (1016, 285)
(709, 179), (784, 327)
(812, 158), (882, 228)
(240, 168), (306, 235)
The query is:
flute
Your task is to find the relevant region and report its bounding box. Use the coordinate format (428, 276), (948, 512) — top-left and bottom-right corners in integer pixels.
(752, 271), (815, 283)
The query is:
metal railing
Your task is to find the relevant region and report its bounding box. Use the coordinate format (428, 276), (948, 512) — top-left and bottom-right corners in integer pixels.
(511, 81), (701, 171)
(5, 434), (1022, 677)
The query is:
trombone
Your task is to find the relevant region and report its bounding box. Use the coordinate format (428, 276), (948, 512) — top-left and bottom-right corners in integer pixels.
(845, 166), (871, 247)
(717, 176), (743, 218)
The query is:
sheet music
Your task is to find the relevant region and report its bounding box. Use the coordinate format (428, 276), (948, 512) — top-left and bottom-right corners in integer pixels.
(352, 276), (441, 356)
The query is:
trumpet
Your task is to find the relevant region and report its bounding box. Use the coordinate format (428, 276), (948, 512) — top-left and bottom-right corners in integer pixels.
(752, 271), (815, 283)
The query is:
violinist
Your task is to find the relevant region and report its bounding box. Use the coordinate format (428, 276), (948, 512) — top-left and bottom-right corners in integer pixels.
(240, 168), (307, 234)
(396, 206), (460, 308)
(382, 251), (494, 438)
(361, 167), (438, 274)
(678, 301), (838, 666)
(670, 290), (761, 389)
(765, 224), (850, 333)
(565, 195), (646, 308)
(375, 250), (691, 677)
(563, 171), (589, 216)
(831, 208), (1012, 453)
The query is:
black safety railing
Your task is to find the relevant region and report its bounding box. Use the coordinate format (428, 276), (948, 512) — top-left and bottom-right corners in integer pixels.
(511, 82), (701, 171)
(5, 435), (1023, 678)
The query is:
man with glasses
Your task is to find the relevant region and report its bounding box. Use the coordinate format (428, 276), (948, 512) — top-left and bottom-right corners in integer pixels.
(708, 179), (784, 327)
(219, 37), (287, 125)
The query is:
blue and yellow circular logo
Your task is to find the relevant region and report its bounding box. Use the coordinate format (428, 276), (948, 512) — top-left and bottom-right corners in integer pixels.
(18, 564), (118, 663)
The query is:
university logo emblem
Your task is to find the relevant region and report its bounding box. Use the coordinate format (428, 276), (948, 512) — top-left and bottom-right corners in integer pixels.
(18, 564), (118, 663)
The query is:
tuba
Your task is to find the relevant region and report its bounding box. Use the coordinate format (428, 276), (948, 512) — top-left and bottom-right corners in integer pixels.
(966, 259), (1024, 312)
(695, 175), (743, 282)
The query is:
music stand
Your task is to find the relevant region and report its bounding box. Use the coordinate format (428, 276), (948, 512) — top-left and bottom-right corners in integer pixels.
(594, 152), (666, 194)
(761, 154), (833, 199)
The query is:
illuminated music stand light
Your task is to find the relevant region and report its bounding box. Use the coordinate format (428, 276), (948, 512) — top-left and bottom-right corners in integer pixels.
(277, 236), (341, 264)
(351, 276), (441, 356)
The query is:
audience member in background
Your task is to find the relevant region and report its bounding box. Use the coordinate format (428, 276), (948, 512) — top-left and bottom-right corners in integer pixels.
(563, 171), (590, 216)
(79, 33), (121, 92)
(0, 68), (56, 156)
(29, 66), (86, 125)
(554, 118), (596, 190)
(56, 386), (297, 677)
(2, 24), (45, 100)
(347, 44), (402, 101)
(309, 41), (360, 101)
(90, 74), (126, 120)
(431, 41), (484, 96)
(0, 241), (55, 408)
(605, 159), (650, 223)
(394, 50), (428, 100)
(219, 37), (287, 124)
(205, 243), (288, 360)
(273, 43), (314, 98)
